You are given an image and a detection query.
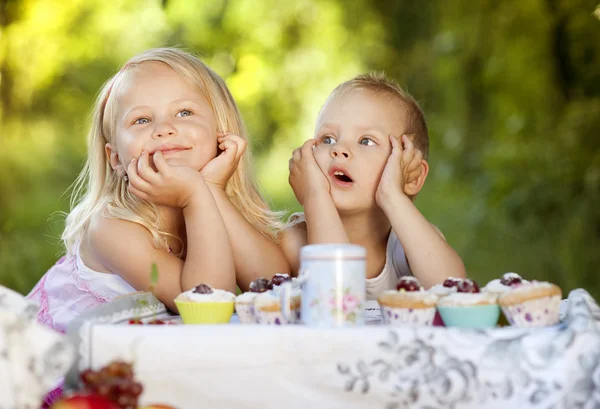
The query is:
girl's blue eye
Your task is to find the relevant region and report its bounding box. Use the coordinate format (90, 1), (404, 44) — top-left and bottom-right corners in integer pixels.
(321, 136), (336, 145)
(134, 118), (150, 125)
(359, 137), (376, 146)
(178, 109), (192, 117)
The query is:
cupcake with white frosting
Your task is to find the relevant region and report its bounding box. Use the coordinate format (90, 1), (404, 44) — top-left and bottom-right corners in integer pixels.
(377, 277), (439, 326)
(174, 284), (235, 324)
(483, 272), (529, 296)
(235, 278), (270, 324)
(253, 286), (301, 325)
(436, 279), (500, 329)
(499, 281), (562, 327)
(429, 277), (463, 298)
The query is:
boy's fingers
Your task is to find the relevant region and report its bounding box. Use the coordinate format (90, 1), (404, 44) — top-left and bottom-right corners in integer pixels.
(301, 139), (316, 154)
(402, 135), (415, 155)
(406, 149), (422, 171)
(389, 135), (401, 152)
(406, 168), (422, 184)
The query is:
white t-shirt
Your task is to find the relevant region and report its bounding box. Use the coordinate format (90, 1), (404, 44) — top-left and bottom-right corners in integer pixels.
(288, 213), (412, 300)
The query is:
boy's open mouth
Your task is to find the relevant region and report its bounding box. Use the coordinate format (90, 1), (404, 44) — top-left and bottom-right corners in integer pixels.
(329, 167), (354, 186)
(333, 171), (353, 183)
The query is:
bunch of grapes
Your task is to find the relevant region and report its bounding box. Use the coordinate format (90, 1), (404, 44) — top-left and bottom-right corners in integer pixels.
(80, 361), (144, 409)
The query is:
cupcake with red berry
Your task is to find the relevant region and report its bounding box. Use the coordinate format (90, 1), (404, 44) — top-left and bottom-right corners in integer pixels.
(498, 281), (562, 327)
(174, 284), (236, 324)
(483, 272), (529, 296)
(377, 277), (439, 326)
(235, 277), (270, 324)
(436, 279), (500, 329)
(268, 273), (293, 289)
(429, 277), (463, 298)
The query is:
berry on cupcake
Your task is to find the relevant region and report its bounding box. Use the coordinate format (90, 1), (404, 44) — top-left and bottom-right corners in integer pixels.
(235, 277), (271, 324)
(483, 272), (529, 296)
(377, 277), (438, 326)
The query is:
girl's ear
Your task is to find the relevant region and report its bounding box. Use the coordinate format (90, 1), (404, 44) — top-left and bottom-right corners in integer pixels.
(404, 159), (429, 197)
(105, 143), (123, 174)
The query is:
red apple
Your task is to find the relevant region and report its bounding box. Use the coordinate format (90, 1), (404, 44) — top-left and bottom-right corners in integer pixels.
(51, 393), (120, 409)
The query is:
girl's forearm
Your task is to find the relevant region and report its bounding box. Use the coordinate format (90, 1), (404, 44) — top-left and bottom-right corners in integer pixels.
(182, 183), (236, 293)
(381, 192), (466, 288)
(208, 186), (290, 291)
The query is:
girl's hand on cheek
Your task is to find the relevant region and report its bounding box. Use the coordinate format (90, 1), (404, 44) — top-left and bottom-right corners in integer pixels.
(288, 139), (330, 205)
(201, 132), (246, 190)
(127, 150), (204, 208)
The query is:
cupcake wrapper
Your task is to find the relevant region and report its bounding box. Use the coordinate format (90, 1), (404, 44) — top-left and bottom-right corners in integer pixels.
(235, 302), (257, 324)
(255, 308), (301, 325)
(380, 306), (436, 326)
(502, 295), (561, 327)
(175, 301), (234, 324)
(437, 304), (500, 329)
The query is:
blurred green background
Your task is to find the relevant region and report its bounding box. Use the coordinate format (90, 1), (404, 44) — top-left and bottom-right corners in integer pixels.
(1, 0), (599, 299)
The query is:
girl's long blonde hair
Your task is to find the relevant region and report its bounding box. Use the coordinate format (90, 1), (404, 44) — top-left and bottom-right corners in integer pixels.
(62, 47), (283, 255)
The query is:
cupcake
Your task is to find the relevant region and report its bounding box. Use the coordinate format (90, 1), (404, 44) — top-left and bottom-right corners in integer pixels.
(483, 272), (529, 296)
(498, 281), (562, 327)
(436, 279), (500, 329)
(429, 277), (463, 298)
(174, 284), (235, 324)
(377, 277), (439, 326)
(253, 286), (301, 325)
(235, 278), (270, 324)
(268, 273), (293, 289)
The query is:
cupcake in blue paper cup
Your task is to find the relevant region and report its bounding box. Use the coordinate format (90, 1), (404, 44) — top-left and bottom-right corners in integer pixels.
(436, 279), (500, 329)
(499, 281), (562, 327)
(377, 277), (438, 326)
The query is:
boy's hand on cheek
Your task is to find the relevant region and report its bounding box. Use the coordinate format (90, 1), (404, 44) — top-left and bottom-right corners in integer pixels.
(288, 139), (330, 205)
(376, 134), (423, 207)
(201, 132), (247, 190)
(127, 150), (204, 208)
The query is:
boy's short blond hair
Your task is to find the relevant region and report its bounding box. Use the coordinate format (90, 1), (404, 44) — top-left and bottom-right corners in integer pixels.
(329, 72), (429, 159)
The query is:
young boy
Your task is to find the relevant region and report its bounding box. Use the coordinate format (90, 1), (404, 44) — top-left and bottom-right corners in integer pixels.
(280, 72), (466, 300)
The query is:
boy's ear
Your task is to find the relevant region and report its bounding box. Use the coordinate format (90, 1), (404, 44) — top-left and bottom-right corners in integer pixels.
(404, 159), (429, 197)
(105, 143), (123, 174)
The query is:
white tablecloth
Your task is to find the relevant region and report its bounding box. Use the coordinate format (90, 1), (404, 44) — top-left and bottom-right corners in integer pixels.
(0, 286), (73, 409)
(66, 290), (600, 409)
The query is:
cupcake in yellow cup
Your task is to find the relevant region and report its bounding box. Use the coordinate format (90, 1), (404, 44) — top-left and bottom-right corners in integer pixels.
(175, 284), (235, 324)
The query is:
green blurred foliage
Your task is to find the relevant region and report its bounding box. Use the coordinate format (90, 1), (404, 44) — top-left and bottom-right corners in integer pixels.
(1, 0), (598, 300)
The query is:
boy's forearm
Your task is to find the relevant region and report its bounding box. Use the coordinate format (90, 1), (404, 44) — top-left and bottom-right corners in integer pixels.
(304, 191), (349, 244)
(208, 186), (290, 291)
(381, 192), (466, 288)
(182, 183), (236, 293)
